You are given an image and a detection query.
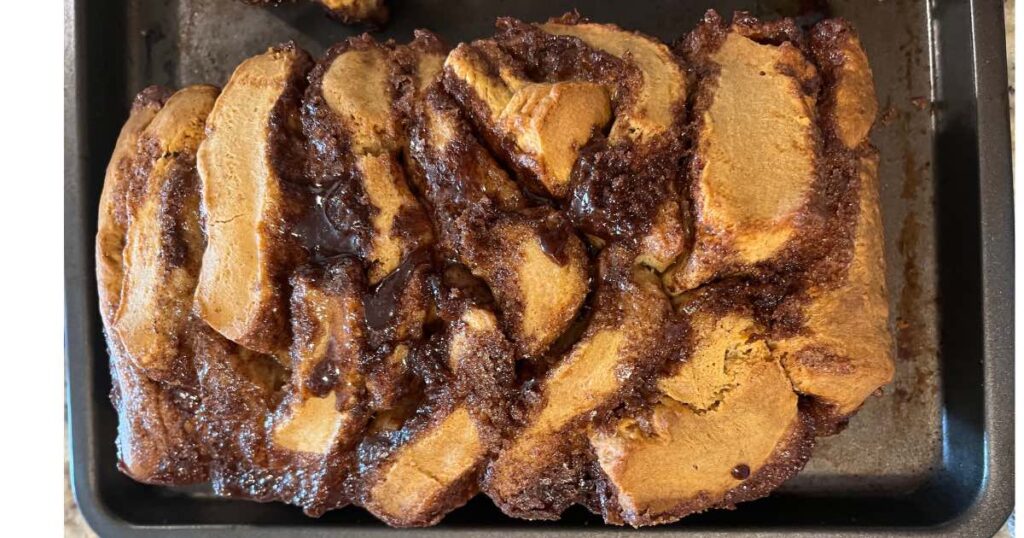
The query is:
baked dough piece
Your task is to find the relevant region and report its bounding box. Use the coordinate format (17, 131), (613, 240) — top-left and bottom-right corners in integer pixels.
(193, 323), (287, 501)
(301, 34), (443, 410)
(111, 86), (218, 384)
(590, 306), (812, 526)
(246, 257), (368, 514)
(361, 253), (433, 409)
(484, 247), (679, 518)
(445, 40), (611, 199)
(409, 86), (588, 357)
(461, 211), (589, 358)
(444, 18), (686, 190)
(97, 86), (168, 328)
(364, 304), (513, 526)
(811, 19), (878, 150)
(303, 36), (434, 284)
(773, 155), (892, 424)
(97, 86), (215, 485)
(195, 43), (312, 356)
(538, 19), (686, 145)
(316, 0), (388, 26)
(108, 351), (208, 485)
(241, 0), (388, 26)
(368, 406), (484, 526)
(770, 20), (891, 428)
(195, 247), (415, 515)
(666, 16), (821, 292)
(444, 17), (689, 271)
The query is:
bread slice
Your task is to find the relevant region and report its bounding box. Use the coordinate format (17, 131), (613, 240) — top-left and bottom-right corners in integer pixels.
(774, 155), (893, 423)
(540, 18), (690, 269)
(195, 44), (313, 356)
(811, 20), (878, 150)
(484, 249), (677, 518)
(768, 20), (890, 427)
(364, 304), (513, 526)
(362, 252), (433, 409)
(409, 88), (588, 357)
(194, 259), (368, 514)
(590, 307), (811, 526)
(286, 259), (367, 404)
(367, 406), (483, 526)
(539, 19), (686, 145)
(112, 85), (219, 383)
(466, 213), (590, 357)
(303, 37), (434, 284)
(269, 258), (370, 514)
(98, 86), (212, 484)
(666, 20), (820, 292)
(310, 38), (402, 156)
(444, 41), (611, 198)
(97, 86), (169, 326)
(444, 17), (687, 199)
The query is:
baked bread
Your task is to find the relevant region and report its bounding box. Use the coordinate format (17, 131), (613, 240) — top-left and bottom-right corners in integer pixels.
(589, 287), (814, 525)
(315, 0), (388, 26)
(98, 85), (218, 484)
(194, 44), (312, 357)
(240, 0), (388, 26)
(96, 11), (893, 527)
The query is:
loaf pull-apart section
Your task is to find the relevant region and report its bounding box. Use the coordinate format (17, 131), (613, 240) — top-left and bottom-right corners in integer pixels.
(194, 44), (312, 357)
(590, 301), (812, 526)
(97, 10), (892, 527)
(98, 86), (218, 484)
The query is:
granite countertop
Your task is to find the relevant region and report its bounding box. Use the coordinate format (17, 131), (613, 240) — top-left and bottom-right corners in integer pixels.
(64, 3), (1015, 532)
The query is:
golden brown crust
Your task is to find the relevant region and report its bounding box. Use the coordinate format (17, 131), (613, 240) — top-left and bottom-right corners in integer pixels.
(366, 406), (484, 526)
(595, 406), (815, 526)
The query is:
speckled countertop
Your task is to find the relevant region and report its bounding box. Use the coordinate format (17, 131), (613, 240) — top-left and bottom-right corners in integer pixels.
(64, 3), (1015, 532)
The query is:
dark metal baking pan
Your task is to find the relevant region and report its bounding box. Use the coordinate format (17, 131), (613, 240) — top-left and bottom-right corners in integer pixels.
(64, 0), (1014, 535)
